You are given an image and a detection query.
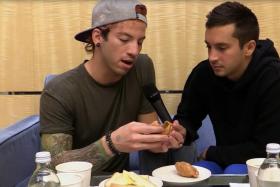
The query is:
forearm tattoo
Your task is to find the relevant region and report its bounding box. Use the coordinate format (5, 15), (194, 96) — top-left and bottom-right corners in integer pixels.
(41, 133), (112, 170)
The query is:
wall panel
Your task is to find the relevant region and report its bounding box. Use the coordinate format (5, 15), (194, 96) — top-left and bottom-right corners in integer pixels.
(161, 94), (182, 116)
(32, 0), (86, 89)
(0, 95), (40, 127)
(1, 0), (280, 127)
(0, 0), (34, 91)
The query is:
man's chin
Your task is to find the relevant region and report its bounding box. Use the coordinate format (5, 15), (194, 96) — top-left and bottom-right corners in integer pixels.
(114, 68), (130, 77)
(213, 71), (226, 77)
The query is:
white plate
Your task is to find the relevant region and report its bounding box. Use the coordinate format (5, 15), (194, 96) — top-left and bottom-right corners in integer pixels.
(98, 176), (163, 187)
(152, 165), (211, 185)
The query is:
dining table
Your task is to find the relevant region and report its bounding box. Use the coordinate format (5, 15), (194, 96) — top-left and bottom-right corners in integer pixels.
(90, 173), (249, 187)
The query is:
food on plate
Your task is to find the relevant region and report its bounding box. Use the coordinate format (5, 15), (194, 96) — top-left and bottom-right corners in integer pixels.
(105, 170), (156, 187)
(175, 161), (199, 178)
(105, 171), (133, 187)
(151, 121), (173, 135)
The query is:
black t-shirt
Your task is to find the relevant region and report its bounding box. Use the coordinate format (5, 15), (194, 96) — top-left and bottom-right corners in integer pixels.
(40, 54), (155, 172)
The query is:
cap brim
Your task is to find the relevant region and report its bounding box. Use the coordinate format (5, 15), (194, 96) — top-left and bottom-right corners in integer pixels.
(74, 28), (94, 43)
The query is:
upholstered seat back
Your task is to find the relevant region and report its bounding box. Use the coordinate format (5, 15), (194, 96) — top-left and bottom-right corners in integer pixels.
(0, 115), (40, 187)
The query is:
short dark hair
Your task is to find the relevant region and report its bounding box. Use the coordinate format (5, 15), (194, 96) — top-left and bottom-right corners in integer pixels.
(206, 1), (259, 48)
(85, 25), (111, 53)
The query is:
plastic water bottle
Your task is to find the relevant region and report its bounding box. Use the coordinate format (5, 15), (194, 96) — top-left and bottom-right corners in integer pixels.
(28, 151), (60, 187)
(257, 143), (280, 187)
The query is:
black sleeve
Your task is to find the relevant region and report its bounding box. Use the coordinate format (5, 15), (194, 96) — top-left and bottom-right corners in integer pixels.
(174, 63), (208, 145)
(207, 75), (280, 166)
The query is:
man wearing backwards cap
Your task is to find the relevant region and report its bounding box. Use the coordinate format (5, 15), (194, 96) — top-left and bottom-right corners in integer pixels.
(40, 0), (186, 173)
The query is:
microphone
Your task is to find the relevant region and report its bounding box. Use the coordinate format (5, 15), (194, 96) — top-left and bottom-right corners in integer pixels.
(142, 83), (173, 123)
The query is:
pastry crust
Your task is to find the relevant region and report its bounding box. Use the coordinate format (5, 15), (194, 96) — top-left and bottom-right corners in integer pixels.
(175, 161), (199, 178)
(162, 121), (172, 135)
(151, 121), (173, 135)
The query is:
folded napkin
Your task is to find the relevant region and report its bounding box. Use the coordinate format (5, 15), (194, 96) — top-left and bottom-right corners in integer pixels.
(229, 183), (250, 187)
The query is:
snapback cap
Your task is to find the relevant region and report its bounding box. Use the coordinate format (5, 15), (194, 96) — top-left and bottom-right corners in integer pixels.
(75, 0), (147, 43)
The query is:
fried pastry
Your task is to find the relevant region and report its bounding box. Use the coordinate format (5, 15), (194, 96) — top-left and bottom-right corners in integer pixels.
(175, 161), (199, 178)
(162, 121), (172, 135)
(151, 121), (172, 135)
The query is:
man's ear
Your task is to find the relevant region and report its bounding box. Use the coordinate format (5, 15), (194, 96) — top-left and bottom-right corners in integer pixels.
(91, 28), (103, 46)
(244, 40), (256, 57)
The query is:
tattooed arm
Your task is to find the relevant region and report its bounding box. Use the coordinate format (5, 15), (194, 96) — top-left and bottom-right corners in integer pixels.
(41, 133), (113, 170)
(41, 112), (169, 170)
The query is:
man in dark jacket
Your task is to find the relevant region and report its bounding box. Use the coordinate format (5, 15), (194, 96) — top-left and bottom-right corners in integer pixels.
(175, 1), (280, 172)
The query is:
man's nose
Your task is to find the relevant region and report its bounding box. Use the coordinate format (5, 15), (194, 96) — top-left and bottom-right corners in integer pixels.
(208, 49), (218, 62)
(127, 42), (141, 57)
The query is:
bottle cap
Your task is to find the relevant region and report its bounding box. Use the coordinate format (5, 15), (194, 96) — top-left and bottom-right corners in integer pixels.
(266, 143), (280, 154)
(35, 151), (51, 163)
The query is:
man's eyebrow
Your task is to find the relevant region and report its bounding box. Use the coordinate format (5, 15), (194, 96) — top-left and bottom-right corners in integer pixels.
(204, 40), (228, 46)
(117, 32), (132, 37)
(117, 32), (146, 40)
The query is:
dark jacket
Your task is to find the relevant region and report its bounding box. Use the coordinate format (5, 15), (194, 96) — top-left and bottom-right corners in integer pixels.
(175, 39), (280, 167)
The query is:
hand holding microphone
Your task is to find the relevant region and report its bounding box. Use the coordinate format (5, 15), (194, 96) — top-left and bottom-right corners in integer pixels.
(143, 83), (186, 148)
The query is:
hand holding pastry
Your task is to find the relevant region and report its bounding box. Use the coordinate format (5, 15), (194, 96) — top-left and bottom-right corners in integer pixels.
(108, 121), (169, 154)
(168, 120), (186, 149)
(151, 120), (186, 149)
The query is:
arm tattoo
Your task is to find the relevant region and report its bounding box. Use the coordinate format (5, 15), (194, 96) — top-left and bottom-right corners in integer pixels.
(41, 133), (72, 156)
(41, 133), (112, 170)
